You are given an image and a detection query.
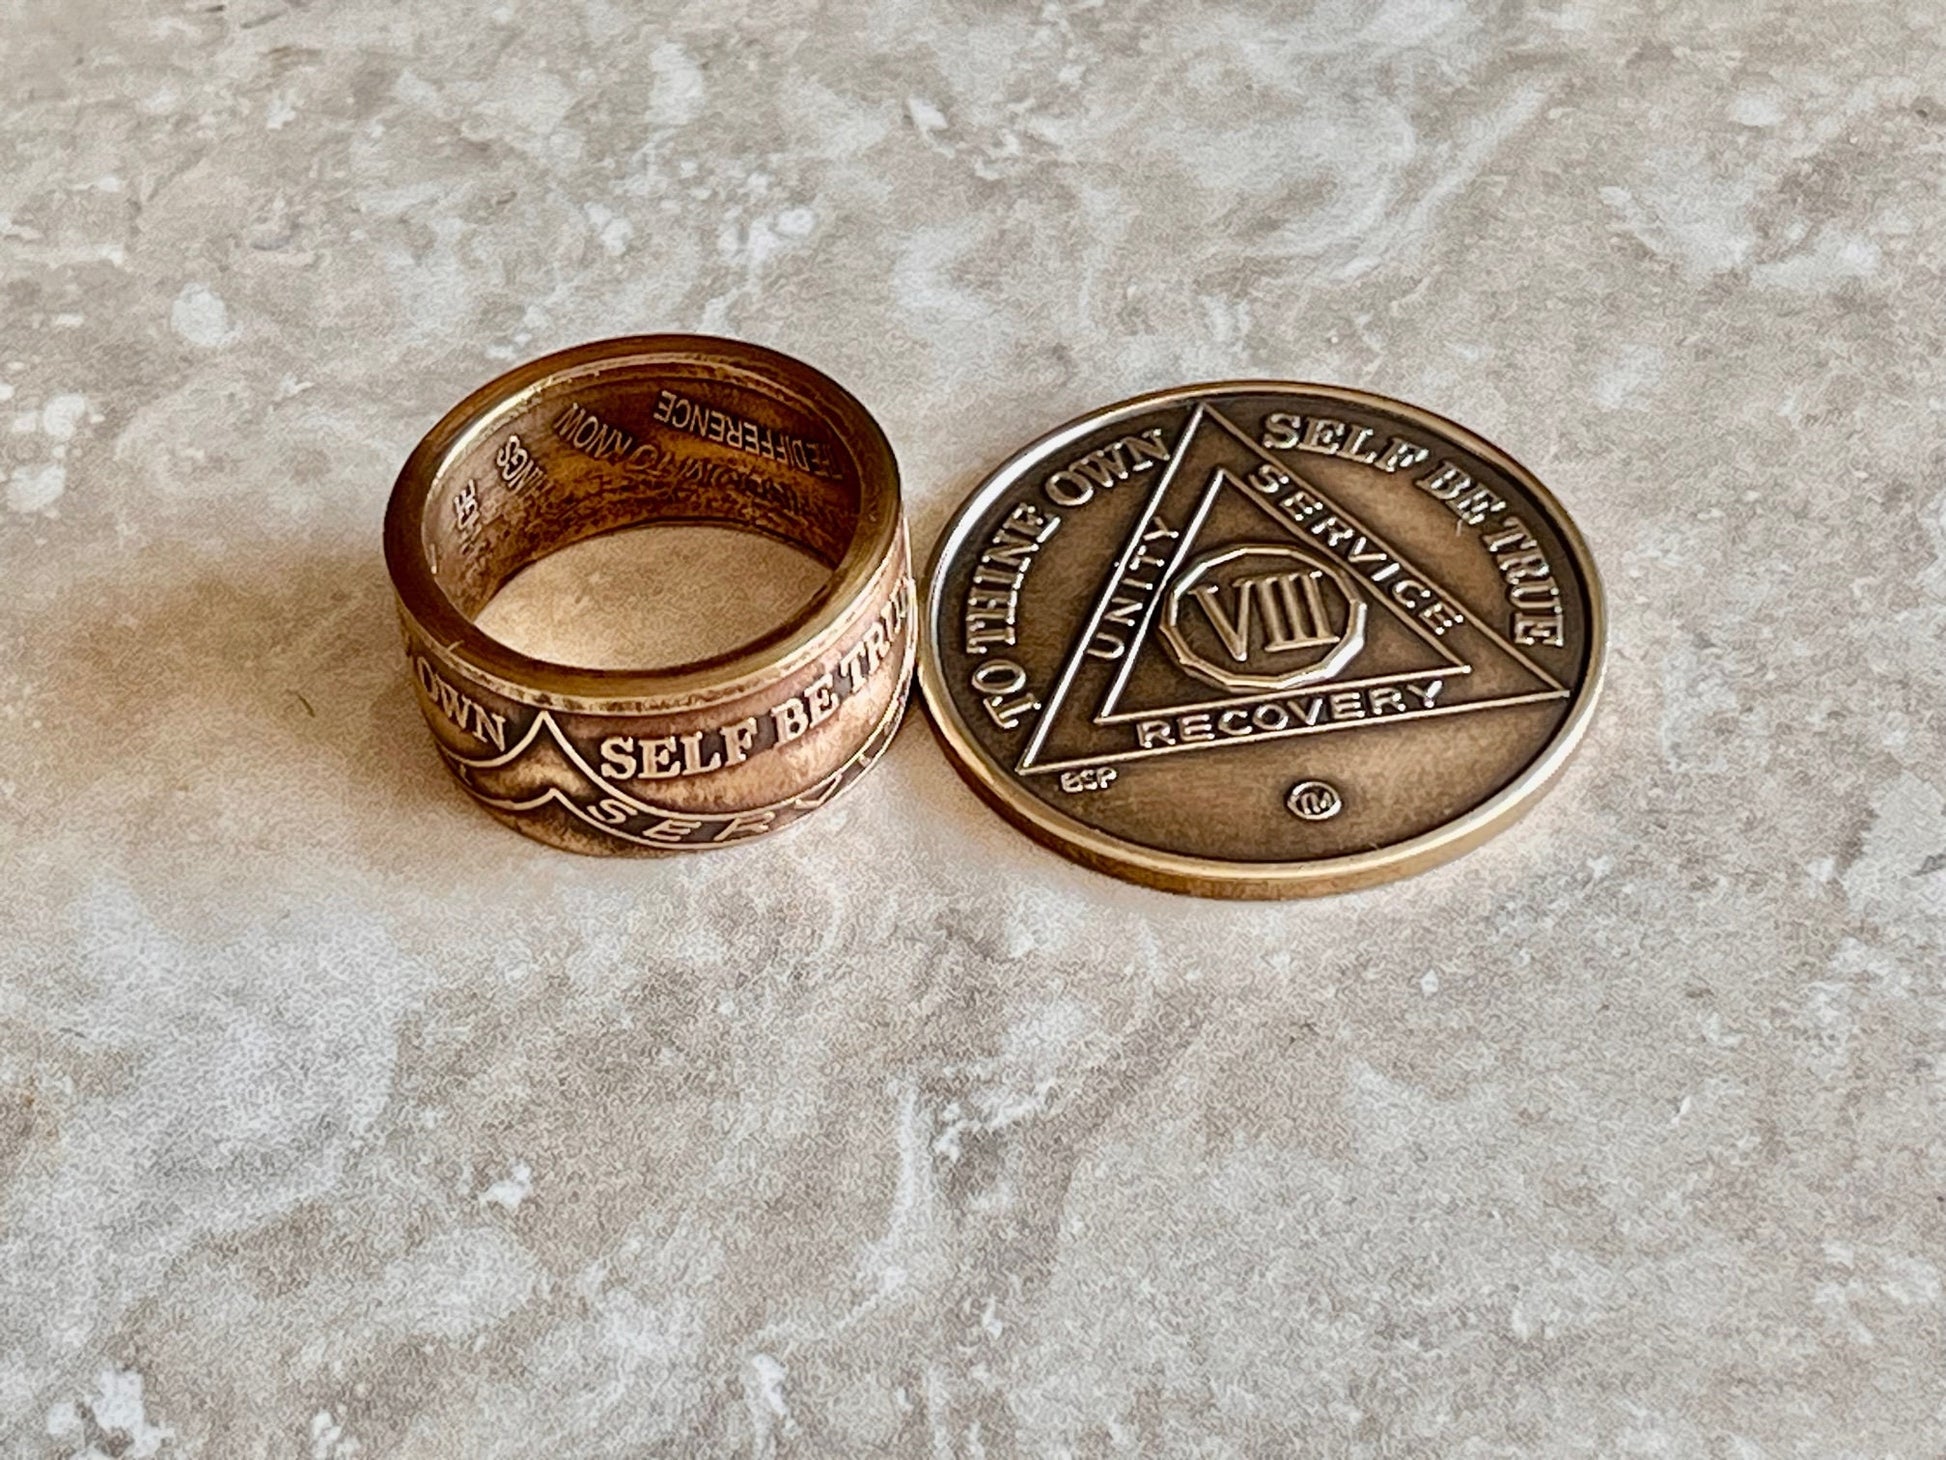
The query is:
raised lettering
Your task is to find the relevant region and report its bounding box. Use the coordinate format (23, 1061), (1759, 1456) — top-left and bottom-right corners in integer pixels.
(803, 673), (838, 729)
(600, 737), (637, 780)
(1375, 438), (1431, 474)
(1261, 412), (1302, 451)
(721, 717), (759, 766)
(678, 731), (723, 776)
(772, 696), (810, 745)
(713, 810), (777, 842)
(642, 816), (703, 845)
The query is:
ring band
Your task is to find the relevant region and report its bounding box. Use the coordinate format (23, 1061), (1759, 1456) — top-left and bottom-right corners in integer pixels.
(383, 335), (912, 854)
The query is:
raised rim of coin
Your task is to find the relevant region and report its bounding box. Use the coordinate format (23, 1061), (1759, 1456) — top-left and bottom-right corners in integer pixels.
(917, 381), (1606, 898)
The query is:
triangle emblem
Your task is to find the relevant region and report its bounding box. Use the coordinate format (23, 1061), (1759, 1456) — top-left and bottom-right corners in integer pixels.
(1016, 406), (1568, 776)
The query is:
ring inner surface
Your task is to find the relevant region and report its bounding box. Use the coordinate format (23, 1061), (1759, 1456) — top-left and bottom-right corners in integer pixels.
(422, 358), (864, 630)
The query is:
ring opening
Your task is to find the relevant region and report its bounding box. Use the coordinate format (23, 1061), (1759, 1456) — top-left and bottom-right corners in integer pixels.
(475, 523), (832, 671)
(420, 355), (863, 642)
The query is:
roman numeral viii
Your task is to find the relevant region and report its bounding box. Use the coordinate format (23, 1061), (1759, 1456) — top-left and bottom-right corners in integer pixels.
(1187, 572), (1337, 662)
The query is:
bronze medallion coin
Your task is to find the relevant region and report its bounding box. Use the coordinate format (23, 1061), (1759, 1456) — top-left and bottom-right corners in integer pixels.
(919, 383), (1605, 897)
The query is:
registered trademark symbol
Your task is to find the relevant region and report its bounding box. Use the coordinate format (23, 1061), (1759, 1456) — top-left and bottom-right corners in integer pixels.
(1286, 780), (1343, 821)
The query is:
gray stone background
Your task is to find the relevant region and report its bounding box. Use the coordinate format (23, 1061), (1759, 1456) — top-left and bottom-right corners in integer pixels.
(4, 0), (1944, 1454)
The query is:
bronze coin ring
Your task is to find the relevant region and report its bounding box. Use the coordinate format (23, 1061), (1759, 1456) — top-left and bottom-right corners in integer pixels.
(384, 335), (912, 854)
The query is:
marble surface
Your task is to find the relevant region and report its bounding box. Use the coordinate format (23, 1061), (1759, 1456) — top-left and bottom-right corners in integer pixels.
(5, 0), (1945, 1454)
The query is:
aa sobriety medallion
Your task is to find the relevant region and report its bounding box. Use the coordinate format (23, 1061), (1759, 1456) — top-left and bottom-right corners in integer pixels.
(918, 384), (1605, 897)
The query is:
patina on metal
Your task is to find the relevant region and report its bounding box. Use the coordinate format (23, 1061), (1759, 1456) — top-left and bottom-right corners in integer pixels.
(385, 335), (911, 854)
(919, 383), (1604, 898)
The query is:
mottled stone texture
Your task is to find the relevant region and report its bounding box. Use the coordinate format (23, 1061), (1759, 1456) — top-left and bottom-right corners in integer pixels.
(3, 0), (1944, 1454)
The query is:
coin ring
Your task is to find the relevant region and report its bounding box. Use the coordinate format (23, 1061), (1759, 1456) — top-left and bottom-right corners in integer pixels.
(384, 335), (912, 855)
(919, 381), (1605, 898)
